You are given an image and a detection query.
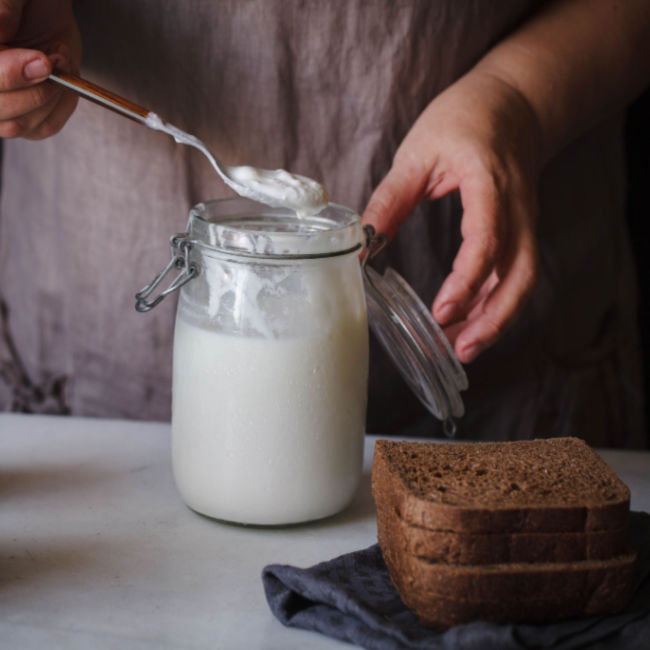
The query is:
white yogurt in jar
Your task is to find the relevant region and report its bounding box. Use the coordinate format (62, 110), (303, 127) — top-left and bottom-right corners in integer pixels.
(171, 311), (368, 525)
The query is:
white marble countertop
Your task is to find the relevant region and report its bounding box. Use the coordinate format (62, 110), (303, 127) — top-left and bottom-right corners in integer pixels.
(1, 413), (649, 649)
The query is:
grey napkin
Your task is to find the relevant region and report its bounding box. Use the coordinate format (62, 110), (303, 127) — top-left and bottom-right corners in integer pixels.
(262, 511), (650, 650)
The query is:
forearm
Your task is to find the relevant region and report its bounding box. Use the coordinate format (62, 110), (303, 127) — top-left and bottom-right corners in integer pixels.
(474, 0), (650, 165)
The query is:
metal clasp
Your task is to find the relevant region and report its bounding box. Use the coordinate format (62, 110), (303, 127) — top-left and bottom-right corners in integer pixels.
(360, 224), (388, 269)
(135, 232), (199, 312)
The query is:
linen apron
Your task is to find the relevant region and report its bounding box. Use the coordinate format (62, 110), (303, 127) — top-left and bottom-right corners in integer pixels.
(0, 0), (644, 447)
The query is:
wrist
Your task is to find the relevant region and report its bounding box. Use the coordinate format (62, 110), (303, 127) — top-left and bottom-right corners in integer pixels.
(455, 66), (546, 180)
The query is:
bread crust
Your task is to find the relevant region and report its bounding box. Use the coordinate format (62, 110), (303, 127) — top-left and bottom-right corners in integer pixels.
(380, 542), (637, 628)
(376, 499), (629, 564)
(372, 438), (630, 534)
(372, 438), (636, 628)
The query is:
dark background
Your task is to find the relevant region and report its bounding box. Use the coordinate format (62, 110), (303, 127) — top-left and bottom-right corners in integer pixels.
(624, 85), (650, 447)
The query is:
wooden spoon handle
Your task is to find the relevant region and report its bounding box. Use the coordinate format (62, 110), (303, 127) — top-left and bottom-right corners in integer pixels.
(49, 72), (150, 123)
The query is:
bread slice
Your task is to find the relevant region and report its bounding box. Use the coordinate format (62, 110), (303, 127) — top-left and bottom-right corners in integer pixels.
(372, 438), (636, 628)
(372, 438), (630, 534)
(394, 591), (631, 629)
(376, 498), (629, 564)
(380, 539), (637, 628)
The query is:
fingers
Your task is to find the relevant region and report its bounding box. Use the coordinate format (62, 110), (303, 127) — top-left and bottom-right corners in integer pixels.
(450, 192), (539, 363)
(0, 47), (51, 89)
(432, 170), (502, 324)
(23, 85), (78, 139)
(361, 149), (430, 240)
(0, 47), (77, 139)
(0, 87), (54, 137)
(0, 74), (57, 119)
(455, 234), (538, 363)
(365, 139), (539, 366)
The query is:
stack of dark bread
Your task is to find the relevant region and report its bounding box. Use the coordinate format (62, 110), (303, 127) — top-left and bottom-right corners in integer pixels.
(371, 437), (637, 629)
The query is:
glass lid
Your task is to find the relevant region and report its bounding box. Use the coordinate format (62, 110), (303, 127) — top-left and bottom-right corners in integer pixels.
(362, 228), (468, 435)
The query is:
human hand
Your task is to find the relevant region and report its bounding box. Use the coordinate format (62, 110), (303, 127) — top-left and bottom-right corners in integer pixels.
(0, 0), (81, 139)
(362, 70), (542, 364)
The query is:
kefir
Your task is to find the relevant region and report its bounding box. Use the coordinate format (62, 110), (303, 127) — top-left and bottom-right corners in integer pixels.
(171, 312), (368, 525)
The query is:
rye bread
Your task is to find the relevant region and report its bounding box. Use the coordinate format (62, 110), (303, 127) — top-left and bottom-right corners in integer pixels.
(372, 438), (630, 534)
(390, 590), (632, 629)
(376, 497), (629, 564)
(379, 539), (637, 628)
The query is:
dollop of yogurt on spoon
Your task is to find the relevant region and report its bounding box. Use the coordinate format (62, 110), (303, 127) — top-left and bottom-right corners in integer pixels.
(227, 165), (329, 218)
(144, 112), (329, 217)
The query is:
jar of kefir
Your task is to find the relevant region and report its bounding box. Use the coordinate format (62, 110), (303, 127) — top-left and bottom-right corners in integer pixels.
(136, 197), (468, 525)
(139, 198), (368, 525)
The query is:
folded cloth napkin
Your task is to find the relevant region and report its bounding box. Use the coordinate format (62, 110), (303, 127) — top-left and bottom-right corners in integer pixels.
(262, 511), (650, 650)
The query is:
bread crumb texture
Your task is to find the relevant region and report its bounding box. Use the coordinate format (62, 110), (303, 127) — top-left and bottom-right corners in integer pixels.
(376, 437), (627, 507)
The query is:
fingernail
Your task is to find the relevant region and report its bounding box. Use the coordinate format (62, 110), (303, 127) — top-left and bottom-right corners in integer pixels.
(461, 343), (483, 362)
(24, 58), (49, 80)
(437, 302), (458, 323)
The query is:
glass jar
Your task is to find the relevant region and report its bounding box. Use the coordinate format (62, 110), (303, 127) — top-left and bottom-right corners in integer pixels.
(136, 197), (468, 526)
(140, 198), (368, 525)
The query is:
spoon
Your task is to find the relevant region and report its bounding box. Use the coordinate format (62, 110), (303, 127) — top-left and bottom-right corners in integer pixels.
(48, 72), (328, 215)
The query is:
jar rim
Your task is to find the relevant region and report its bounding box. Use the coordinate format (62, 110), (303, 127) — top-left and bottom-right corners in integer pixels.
(187, 198), (364, 259)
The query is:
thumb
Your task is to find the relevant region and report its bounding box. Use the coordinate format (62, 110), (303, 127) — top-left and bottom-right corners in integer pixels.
(361, 153), (428, 240)
(0, 0), (26, 43)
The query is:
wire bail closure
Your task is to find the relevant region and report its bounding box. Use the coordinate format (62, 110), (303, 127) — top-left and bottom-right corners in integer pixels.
(135, 233), (198, 312)
(360, 224), (387, 269)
